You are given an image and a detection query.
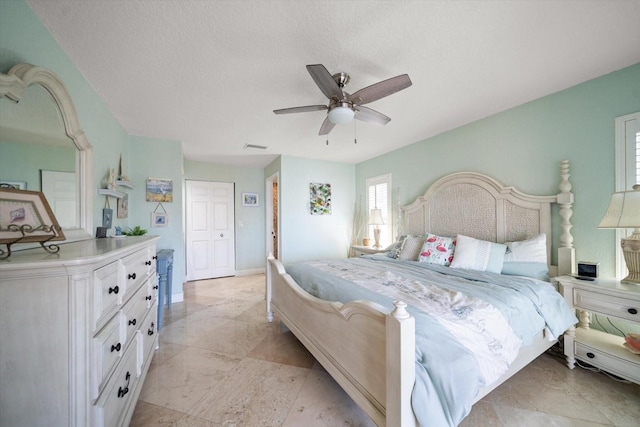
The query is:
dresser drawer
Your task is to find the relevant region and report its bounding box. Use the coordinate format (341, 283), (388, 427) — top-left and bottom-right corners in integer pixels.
(575, 341), (640, 383)
(120, 249), (154, 301)
(574, 288), (640, 322)
(137, 303), (158, 376)
(121, 283), (151, 347)
(94, 341), (139, 427)
(93, 261), (120, 331)
(92, 315), (122, 399)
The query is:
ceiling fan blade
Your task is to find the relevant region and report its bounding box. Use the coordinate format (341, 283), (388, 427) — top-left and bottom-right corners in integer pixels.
(348, 74), (412, 105)
(318, 116), (336, 135)
(355, 106), (391, 126)
(273, 105), (327, 115)
(306, 64), (344, 100)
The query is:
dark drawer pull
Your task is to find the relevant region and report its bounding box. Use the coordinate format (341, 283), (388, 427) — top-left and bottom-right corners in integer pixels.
(145, 260), (152, 266)
(586, 352), (595, 359)
(128, 318), (137, 326)
(153, 285), (159, 290)
(117, 371), (131, 398)
(629, 308), (638, 315)
(108, 286), (119, 294)
(128, 273), (136, 280)
(146, 295), (152, 301)
(148, 322), (155, 336)
(152, 255), (158, 260)
(110, 342), (121, 352)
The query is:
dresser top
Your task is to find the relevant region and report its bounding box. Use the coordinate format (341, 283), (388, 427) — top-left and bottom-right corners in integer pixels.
(0, 235), (160, 271)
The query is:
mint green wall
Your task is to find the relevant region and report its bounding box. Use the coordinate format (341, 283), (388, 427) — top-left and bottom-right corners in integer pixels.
(129, 135), (184, 294)
(357, 63), (640, 278)
(279, 156), (355, 264)
(183, 159), (265, 272)
(0, 141), (75, 190)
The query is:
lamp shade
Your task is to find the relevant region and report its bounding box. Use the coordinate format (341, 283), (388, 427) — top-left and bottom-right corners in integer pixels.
(369, 208), (384, 225)
(328, 106), (354, 124)
(599, 187), (640, 228)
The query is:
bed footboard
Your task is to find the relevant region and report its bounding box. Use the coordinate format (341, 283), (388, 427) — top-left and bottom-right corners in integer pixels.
(266, 254), (416, 427)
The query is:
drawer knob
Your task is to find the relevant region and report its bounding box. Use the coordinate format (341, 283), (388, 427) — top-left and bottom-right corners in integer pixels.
(145, 260), (152, 266)
(128, 273), (136, 280)
(153, 285), (159, 290)
(148, 322), (155, 336)
(146, 295), (152, 301)
(586, 352), (595, 359)
(629, 308), (638, 315)
(129, 318), (137, 326)
(117, 371), (131, 398)
(153, 255), (158, 260)
(110, 343), (121, 352)
(108, 286), (119, 295)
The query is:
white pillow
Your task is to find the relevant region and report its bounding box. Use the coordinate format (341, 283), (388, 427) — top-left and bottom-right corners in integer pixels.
(502, 233), (549, 280)
(450, 235), (506, 274)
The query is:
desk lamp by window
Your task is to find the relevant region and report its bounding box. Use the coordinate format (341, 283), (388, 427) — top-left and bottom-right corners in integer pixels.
(599, 185), (640, 284)
(369, 208), (384, 249)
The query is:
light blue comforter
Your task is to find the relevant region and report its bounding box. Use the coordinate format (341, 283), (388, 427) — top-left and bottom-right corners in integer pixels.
(285, 255), (577, 427)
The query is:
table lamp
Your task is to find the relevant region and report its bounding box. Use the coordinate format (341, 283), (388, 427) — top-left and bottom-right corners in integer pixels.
(369, 208), (384, 249)
(599, 185), (640, 284)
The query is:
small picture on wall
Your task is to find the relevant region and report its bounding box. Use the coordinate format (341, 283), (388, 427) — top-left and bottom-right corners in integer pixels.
(0, 180), (26, 190)
(151, 212), (168, 227)
(310, 182), (331, 215)
(117, 194), (128, 219)
(146, 178), (173, 202)
(242, 192), (259, 207)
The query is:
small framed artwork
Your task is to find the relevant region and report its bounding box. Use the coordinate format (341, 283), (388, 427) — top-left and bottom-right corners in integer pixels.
(146, 178), (173, 202)
(117, 194), (128, 219)
(242, 192), (259, 207)
(0, 180), (27, 190)
(310, 182), (331, 215)
(151, 212), (168, 227)
(102, 208), (113, 229)
(0, 188), (65, 243)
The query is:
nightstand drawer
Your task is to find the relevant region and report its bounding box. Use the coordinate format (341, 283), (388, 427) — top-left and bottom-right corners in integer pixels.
(575, 340), (640, 383)
(574, 288), (640, 322)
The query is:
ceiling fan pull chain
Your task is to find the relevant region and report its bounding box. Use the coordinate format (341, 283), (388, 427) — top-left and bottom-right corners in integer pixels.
(354, 119), (357, 144)
(326, 138), (329, 146)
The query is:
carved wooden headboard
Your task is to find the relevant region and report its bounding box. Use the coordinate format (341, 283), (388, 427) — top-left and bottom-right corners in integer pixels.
(400, 161), (575, 276)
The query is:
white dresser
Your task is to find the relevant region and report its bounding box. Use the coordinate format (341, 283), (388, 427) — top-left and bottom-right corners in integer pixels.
(0, 236), (160, 427)
(555, 275), (640, 385)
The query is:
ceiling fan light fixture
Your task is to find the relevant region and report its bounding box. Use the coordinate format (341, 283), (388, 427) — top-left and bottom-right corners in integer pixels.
(328, 105), (354, 124)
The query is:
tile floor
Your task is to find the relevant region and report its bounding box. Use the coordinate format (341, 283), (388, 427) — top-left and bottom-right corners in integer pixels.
(131, 274), (640, 426)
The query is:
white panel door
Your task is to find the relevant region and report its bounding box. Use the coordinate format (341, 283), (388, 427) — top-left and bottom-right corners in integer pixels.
(186, 180), (235, 280)
(41, 170), (77, 228)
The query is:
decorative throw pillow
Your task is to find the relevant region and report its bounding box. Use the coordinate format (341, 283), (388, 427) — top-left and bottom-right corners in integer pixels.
(387, 235), (409, 258)
(397, 235), (427, 261)
(502, 233), (549, 280)
(450, 235), (507, 273)
(418, 233), (456, 266)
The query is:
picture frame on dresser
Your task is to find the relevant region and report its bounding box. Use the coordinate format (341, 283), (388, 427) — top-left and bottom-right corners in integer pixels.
(0, 188), (65, 256)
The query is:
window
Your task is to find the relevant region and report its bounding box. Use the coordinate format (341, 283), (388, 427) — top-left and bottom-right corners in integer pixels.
(614, 111), (640, 278)
(366, 174), (392, 247)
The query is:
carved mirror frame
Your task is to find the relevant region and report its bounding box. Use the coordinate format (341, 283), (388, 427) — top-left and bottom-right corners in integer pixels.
(0, 64), (93, 242)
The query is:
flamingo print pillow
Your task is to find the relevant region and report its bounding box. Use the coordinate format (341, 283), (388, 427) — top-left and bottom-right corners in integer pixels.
(418, 234), (456, 266)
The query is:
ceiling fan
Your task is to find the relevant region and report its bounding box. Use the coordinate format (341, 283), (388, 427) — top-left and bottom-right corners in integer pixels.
(274, 64), (412, 136)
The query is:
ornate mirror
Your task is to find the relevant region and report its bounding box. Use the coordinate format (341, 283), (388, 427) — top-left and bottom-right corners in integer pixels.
(0, 64), (93, 242)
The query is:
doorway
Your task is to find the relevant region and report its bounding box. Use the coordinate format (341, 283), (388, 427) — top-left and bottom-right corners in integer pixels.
(185, 180), (235, 280)
(265, 172), (280, 260)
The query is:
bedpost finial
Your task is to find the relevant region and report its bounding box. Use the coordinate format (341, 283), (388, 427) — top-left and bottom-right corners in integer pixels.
(391, 301), (411, 320)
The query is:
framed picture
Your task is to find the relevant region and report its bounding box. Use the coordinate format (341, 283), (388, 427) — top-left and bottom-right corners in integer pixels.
(242, 192), (259, 207)
(151, 212), (168, 227)
(0, 188), (65, 243)
(102, 208), (113, 229)
(310, 183), (331, 215)
(117, 194), (128, 219)
(0, 180), (27, 190)
(146, 178), (173, 202)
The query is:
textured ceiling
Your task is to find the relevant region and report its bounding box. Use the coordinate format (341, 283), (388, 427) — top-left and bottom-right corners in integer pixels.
(26, 0), (640, 167)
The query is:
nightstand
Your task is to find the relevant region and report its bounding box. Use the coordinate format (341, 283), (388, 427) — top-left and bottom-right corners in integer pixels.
(350, 245), (388, 257)
(555, 275), (640, 384)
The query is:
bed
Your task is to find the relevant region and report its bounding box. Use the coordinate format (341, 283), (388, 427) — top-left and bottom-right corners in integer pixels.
(266, 160), (578, 426)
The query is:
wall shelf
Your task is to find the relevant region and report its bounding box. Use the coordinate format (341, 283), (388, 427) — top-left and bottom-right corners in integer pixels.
(98, 188), (125, 199)
(116, 180), (134, 189)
